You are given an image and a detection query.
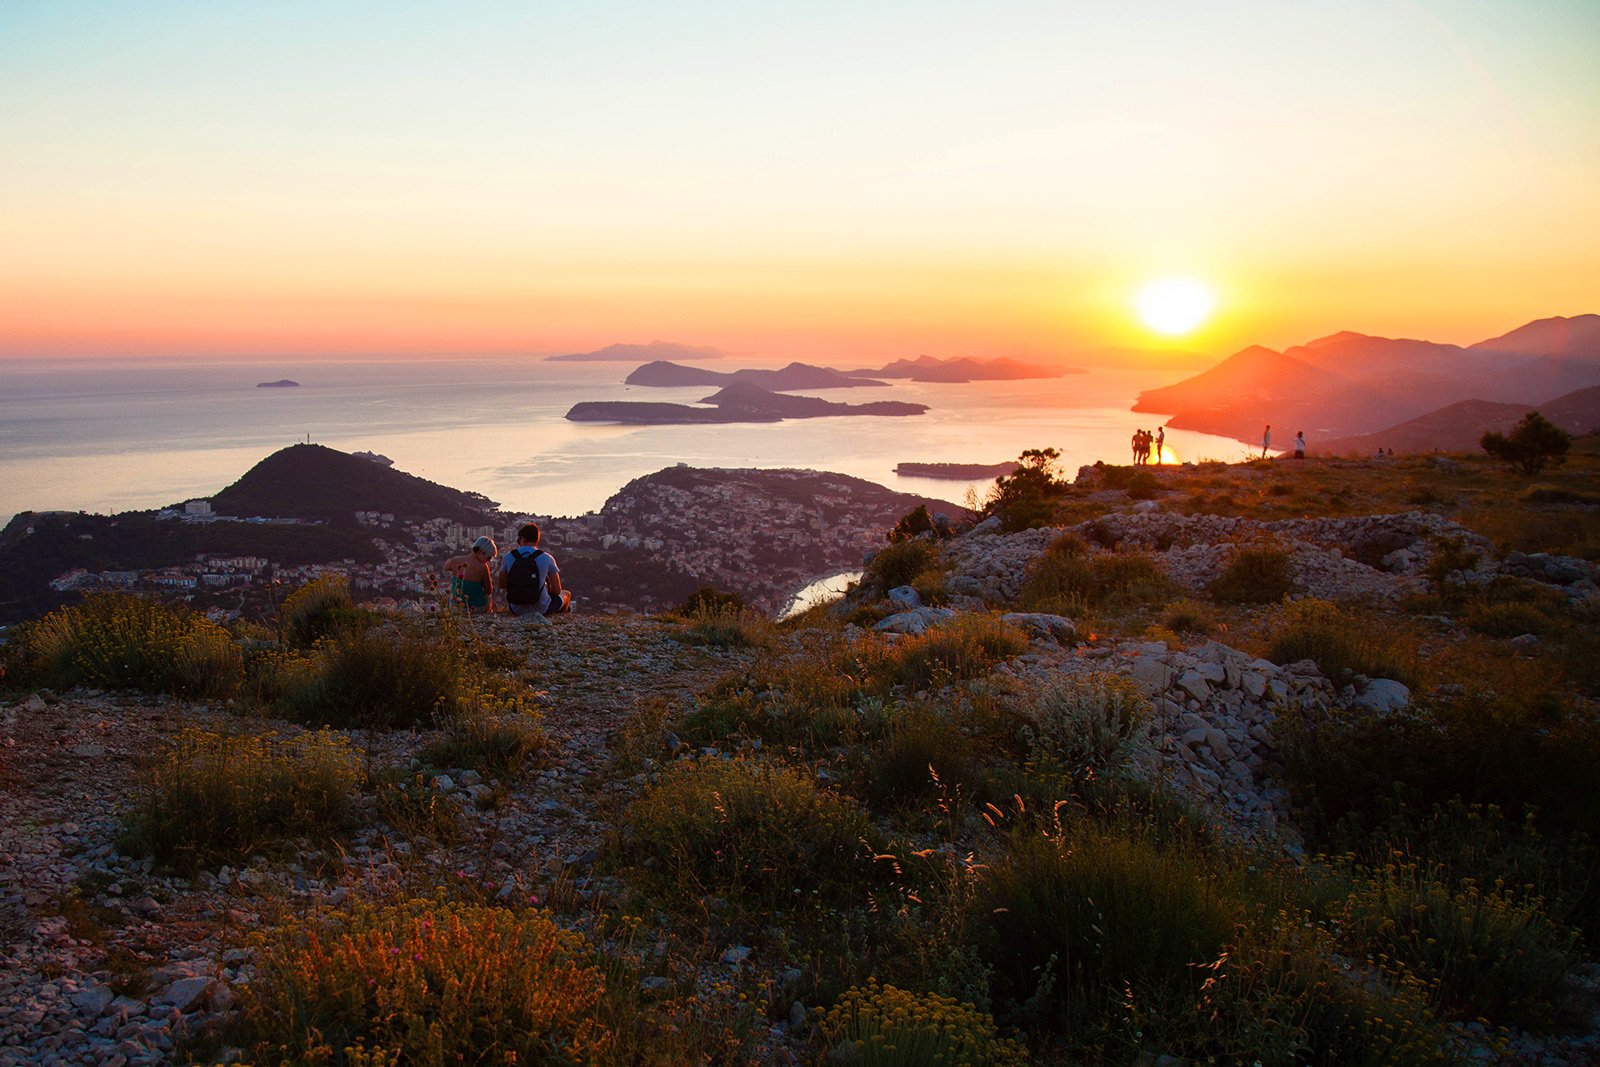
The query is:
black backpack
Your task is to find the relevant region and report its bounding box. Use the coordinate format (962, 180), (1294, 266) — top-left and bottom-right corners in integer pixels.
(504, 548), (545, 605)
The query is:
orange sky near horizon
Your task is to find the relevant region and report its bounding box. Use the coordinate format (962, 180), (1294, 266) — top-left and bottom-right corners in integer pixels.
(2, 1), (1597, 363)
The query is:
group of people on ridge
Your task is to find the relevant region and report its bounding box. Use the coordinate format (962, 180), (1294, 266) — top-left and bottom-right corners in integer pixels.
(440, 522), (574, 617)
(1131, 426), (1164, 465)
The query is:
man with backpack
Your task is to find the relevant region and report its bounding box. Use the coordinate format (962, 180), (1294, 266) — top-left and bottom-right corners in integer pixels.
(497, 522), (573, 618)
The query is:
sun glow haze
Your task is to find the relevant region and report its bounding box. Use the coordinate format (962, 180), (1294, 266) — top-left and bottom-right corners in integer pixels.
(1135, 278), (1217, 337)
(0, 1), (1598, 360)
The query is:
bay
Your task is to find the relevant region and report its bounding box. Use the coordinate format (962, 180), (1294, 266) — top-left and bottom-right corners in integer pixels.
(0, 356), (1247, 525)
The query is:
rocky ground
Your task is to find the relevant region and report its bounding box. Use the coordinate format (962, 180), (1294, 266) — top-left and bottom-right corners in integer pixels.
(0, 616), (756, 1066)
(4, 493), (1600, 1064)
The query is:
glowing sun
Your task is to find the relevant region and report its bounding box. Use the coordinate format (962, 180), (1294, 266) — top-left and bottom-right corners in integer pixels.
(1135, 276), (1216, 336)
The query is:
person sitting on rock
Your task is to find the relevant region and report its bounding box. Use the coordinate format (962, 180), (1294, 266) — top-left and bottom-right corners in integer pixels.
(498, 522), (573, 618)
(442, 536), (497, 613)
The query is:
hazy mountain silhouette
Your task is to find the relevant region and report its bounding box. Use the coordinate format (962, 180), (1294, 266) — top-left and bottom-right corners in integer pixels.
(848, 354), (1069, 382)
(624, 360), (886, 390)
(1469, 314), (1600, 360)
(1319, 385), (1600, 456)
(1137, 316), (1600, 443)
(546, 341), (729, 363)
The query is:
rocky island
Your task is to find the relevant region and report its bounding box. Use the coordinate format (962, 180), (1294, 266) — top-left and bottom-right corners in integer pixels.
(896, 461), (1020, 479)
(254, 379), (299, 388)
(566, 381), (926, 425)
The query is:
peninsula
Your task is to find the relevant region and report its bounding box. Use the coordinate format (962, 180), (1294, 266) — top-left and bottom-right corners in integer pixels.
(895, 461), (1021, 479)
(545, 341), (729, 363)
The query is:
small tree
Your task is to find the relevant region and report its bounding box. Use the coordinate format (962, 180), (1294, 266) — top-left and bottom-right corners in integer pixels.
(982, 447), (1067, 531)
(1481, 411), (1571, 476)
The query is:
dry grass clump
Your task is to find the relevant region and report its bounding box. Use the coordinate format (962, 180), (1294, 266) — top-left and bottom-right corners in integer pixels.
(123, 727), (360, 867)
(857, 704), (982, 809)
(1266, 598), (1417, 687)
(1206, 542), (1295, 604)
(816, 979), (1028, 1067)
(981, 824), (1237, 1035)
(619, 758), (877, 908)
(670, 599), (776, 649)
(417, 706), (546, 781)
(1160, 598), (1217, 636)
(890, 614), (1029, 690)
(10, 593), (242, 699)
(237, 899), (611, 1065)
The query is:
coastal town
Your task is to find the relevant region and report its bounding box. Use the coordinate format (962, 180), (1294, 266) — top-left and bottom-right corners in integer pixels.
(23, 458), (958, 623)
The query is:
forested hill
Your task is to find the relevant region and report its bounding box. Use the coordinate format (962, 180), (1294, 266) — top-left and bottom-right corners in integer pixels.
(207, 444), (495, 524)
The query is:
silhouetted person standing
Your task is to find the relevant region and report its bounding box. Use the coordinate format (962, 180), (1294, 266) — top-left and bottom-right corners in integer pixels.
(1261, 424), (1272, 459)
(1294, 431), (1306, 460)
(1155, 426), (1165, 464)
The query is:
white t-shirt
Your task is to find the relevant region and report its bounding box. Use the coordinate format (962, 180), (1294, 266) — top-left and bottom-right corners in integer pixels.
(499, 545), (559, 614)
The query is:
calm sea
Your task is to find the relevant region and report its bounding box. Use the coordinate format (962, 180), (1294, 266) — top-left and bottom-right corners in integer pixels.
(0, 357), (1249, 526)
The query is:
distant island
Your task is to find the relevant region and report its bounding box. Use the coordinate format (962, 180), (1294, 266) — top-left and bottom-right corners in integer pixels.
(895, 461), (1020, 479)
(624, 360), (887, 390)
(847, 354), (1075, 382)
(568, 382), (927, 424)
(545, 341), (729, 363)
(255, 379), (300, 388)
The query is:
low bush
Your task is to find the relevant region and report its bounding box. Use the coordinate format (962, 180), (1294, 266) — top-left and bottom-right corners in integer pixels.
(10, 593), (242, 698)
(124, 728), (360, 867)
(1015, 673), (1152, 780)
(1266, 599), (1416, 687)
(673, 601), (775, 649)
(274, 629), (471, 729)
(238, 899), (612, 1065)
(1017, 536), (1173, 615)
(1161, 598), (1216, 636)
(816, 979), (1028, 1067)
(279, 575), (369, 647)
(865, 538), (942, 594)
(1207, 542), (1295, 603)
(373, 772), (463, 842)
(890, 614), (1028, 690)
(981, 825), (1237, 1030)
(1463, 600), (1555, 638)
(1343, 859), (1579, 1030)
(1279, 688), (1600, 848)
(417, 707), (546, 781)
(620, 758), (878, 908)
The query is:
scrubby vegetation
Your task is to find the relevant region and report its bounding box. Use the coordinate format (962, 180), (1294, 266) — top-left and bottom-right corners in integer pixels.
(8, 444), (1600, 1065)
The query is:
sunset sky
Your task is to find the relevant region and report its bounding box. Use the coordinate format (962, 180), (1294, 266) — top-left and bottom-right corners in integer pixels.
(2, 0), (1597, 362)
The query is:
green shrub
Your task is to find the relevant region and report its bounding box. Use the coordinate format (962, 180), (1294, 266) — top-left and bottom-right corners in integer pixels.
(239, 899), (612, 1065)
(1016, 673), (1151, 779)
(279, 575), (367, 647)
(621, 758), (877, 907)
(1207, 542), (1295, 603)
(1343, 859), (1579, 1029)
(1123, 469), (1161, 500)
(11, 593), (242, 698)
(1463, 600), (1555, 638)
(817, 979), (1028, 1067)
(866, 538), (942, 593)
(1279, 688), (1600, 848)
(1161, 598), (1216, 636)
(981, 825), (1237, 1029)
(673, 600), (775, 649)
(276, 629), (470, 729)
(1017, 536), (1173, 614)
(124, 728), (360, 867)
(1266, 599), (1416, 687)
